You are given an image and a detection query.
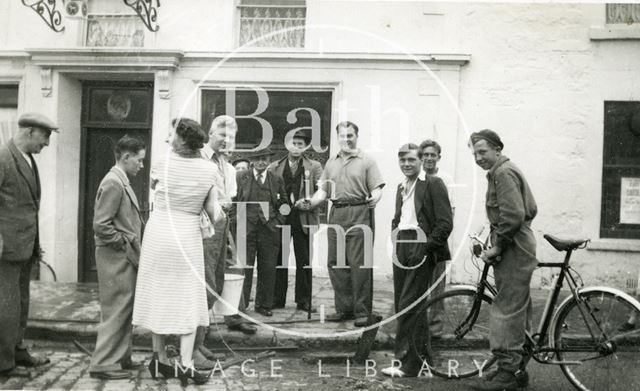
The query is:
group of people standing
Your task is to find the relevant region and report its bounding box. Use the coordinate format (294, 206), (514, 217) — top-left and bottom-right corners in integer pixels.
(0, 111), (539, 391)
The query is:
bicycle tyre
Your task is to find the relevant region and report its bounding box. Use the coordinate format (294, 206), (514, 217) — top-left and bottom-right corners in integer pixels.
(550, 289), (640, 391)
(411, 288), (496, 379)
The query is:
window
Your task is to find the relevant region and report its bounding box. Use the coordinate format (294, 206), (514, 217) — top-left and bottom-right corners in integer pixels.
(601, 101), (640, 239)
(238, 0), (306, 48)
(607, 4), (640, 24)
(0, 85), (19, 145)
(85, 0), (145, 47)
(201, 88), (331, 164)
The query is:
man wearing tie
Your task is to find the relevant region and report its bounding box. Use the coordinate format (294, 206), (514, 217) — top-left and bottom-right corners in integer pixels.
(0, 113), (57, 377)
(89, 136), (146, 380)
(382, 143), (453, 377)
(231, 148), (288, 317)
(269, 130), (323, 312)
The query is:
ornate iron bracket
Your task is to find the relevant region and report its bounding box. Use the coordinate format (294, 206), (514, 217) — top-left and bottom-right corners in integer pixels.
(123, 0), (160, 32)
(21, 0), (65, 32)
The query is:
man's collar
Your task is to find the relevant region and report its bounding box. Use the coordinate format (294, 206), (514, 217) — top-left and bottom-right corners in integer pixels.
(487, 155), (509, 177)
(201, 144), (216, 160)
(337, 148), (362, 159)
(253, 168), (266, 178)
(113, 165), (130, 185)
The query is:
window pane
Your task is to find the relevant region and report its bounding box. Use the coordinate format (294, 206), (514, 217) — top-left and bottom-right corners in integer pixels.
(241, 0), (305, 6)
(238, 2), (306, 48)
(0, 85), (18, 108)
(201, 89), (332, 164)
(601, 101), (640, 239)
(606, 4), (640, 24)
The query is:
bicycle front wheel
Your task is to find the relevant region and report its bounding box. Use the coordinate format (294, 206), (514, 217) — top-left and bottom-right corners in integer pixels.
(551, 289), (640, 391)
(411, 288), (496, 379)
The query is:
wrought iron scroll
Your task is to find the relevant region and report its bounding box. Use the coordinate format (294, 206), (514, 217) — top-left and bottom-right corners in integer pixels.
(123, 0), (160, 32)
(21, 0), (65, 32)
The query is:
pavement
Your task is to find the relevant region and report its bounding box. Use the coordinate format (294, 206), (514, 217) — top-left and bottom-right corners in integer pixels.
(26, 272), (557, 351)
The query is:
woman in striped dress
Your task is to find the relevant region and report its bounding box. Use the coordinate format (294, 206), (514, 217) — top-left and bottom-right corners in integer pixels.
(133, 118), (221, 384)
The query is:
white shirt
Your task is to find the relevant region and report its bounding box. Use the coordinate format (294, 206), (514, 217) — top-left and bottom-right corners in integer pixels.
(397, 178), (419, 230)
(200, 144), (237, 204)
(16, 146), (32, 169)
(253, 168), (267, 184)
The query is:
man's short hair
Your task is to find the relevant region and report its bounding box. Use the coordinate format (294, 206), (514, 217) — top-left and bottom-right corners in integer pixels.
(419, 139), (442, 156)
(115, 135), (145, 160)
(336, 120), (359, 136)
(398, 143), (423, 159)
(210, 115), (238, 133)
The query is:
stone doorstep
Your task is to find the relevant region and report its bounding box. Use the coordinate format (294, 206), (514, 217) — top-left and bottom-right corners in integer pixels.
(24, 319), (397, 351)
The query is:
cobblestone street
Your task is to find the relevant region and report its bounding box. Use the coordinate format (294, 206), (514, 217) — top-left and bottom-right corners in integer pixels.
(0, 341), (577, 391)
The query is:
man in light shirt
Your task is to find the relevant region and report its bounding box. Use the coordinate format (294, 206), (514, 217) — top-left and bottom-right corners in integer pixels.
(382, 143), (452, 378)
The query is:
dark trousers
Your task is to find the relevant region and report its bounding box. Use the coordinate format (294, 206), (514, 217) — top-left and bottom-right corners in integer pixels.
(239, 220), (279, 310)
(0, 260), (32, 371)
(327, 205), (373, 318)
(392, 230), (435, 375)
(274, 211), (312, 307)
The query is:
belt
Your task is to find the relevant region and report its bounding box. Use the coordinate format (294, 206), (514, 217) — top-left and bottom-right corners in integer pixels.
(331, 199), (368, 208)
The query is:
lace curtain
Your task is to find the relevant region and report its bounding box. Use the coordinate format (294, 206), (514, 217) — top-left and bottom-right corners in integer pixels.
(239, 6), (306, 48)
(86, 15), (145, 47)
(607, 4), (640, 24)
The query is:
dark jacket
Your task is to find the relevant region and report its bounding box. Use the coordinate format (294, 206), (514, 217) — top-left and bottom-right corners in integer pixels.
(268, 155), (323, 233)
(231, 169), (289, 231)
(0, 139), (41, 262)
(391, 176), (453, 262)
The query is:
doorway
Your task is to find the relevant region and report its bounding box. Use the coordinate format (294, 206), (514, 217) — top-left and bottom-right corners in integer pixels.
(78, 82), (153, 282)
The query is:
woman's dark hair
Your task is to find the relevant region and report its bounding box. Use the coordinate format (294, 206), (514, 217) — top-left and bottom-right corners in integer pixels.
(172, 118), (206, 151)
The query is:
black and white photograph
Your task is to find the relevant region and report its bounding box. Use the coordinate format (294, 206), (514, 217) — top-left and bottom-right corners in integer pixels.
(0, 1), (639, 390)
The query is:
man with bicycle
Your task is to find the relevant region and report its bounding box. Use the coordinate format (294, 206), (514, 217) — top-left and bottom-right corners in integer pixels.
(469, 129), (538, 391)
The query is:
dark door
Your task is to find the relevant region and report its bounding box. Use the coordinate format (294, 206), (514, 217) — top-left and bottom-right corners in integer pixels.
(79, 83), (153, 282)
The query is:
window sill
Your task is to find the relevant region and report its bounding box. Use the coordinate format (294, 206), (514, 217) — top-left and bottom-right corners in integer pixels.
(590, 25), (640, 40)
(588, 239), (640, 252)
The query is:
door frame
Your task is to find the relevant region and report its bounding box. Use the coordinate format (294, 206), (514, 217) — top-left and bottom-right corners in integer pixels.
(77, 80), (154, 282)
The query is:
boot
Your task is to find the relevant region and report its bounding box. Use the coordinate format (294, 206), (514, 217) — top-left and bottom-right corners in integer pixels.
(470, 368), (521, 391)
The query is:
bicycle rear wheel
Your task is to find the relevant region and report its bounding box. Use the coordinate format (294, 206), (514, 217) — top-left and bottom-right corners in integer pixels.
(411, 288), (496, 378)
(551, 289), (640, 391)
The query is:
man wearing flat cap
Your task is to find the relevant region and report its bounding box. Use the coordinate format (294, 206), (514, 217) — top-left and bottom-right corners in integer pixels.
(269, 130), (323, 313)
(230, 147), (288, 317)
(469, 129), (537, 391)
(0, 112), (57, 377)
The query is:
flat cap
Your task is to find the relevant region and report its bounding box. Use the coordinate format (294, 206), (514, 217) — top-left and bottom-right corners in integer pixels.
(470, 129), (503, 150)
(18, 112), (59, 132)
(243, 147), (275, 160)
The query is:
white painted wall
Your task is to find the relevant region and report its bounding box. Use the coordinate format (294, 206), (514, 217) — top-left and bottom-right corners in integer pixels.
(1, 1), (638, 289)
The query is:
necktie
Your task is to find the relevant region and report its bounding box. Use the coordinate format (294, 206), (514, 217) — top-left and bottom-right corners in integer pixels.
(256, 173), (263, 183)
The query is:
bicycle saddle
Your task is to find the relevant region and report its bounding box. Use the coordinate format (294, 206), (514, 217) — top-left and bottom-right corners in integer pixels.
(543, 234), (589, 252)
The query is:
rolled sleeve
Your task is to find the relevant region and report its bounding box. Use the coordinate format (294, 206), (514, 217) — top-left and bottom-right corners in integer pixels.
(366, 159), (385, 191)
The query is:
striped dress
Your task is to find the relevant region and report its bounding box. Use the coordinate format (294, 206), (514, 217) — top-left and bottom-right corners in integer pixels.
(133, 153), (217, 334)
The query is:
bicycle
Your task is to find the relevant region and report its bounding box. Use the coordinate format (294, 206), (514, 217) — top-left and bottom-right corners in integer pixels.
(411, 233), (640, 391)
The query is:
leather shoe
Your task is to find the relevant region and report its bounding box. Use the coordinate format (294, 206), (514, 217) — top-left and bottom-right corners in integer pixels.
(121, 359), (144, 370)
(198, 345), (226, 360)
(89, 370), (131, 380)
(0, 367), (31, 378)
(14, 351), (50, 367)
(296, 302), (317, 313)
(255, 306), (273, 317)
(325, 312), (354, 322)
(228, 323), (257, 334)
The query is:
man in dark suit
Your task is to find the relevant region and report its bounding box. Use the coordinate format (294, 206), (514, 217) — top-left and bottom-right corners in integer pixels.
(89, 136), (146, 380)
(0, 112), (57, 378)
(382, 143), (453, 378)
(230, 147), (288, 317)
(269, 131), (323, 312)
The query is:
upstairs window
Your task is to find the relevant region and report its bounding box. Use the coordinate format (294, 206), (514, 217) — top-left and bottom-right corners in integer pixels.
(606, 4), (640, 24)
(601, 101), (640, 239)
(238, 0), (306, 48)
(85, 0), (145, 47)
